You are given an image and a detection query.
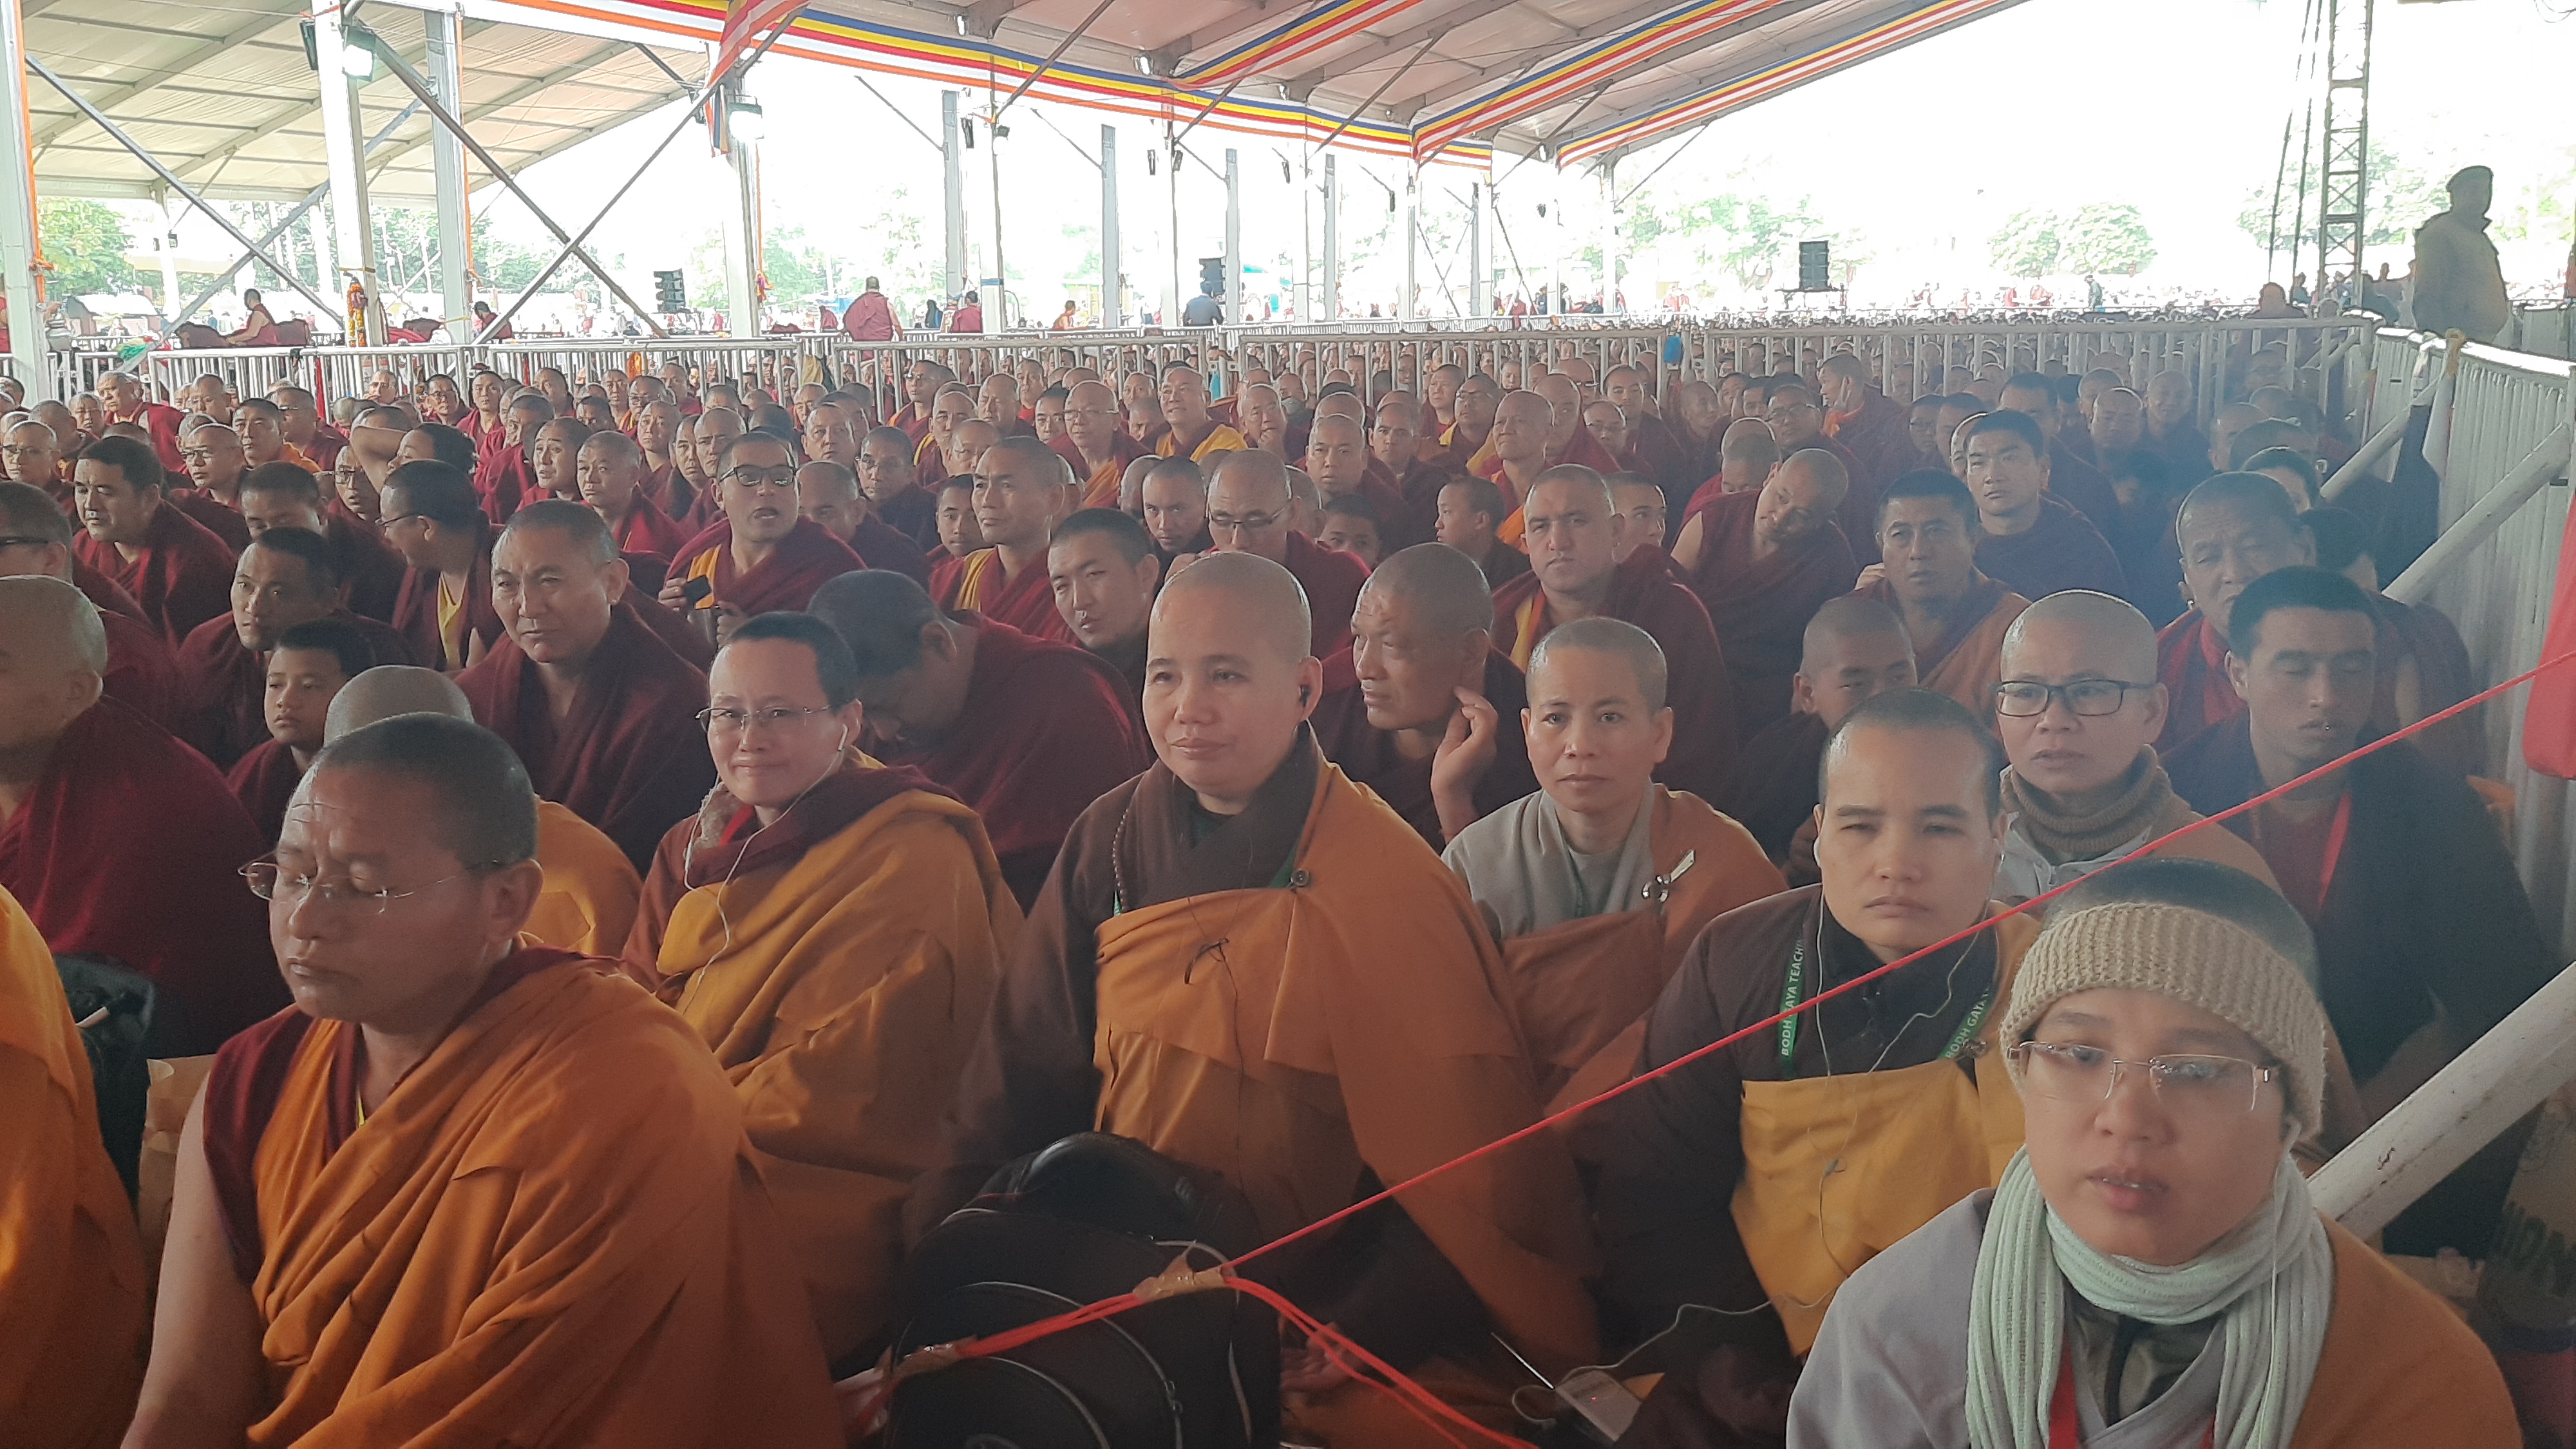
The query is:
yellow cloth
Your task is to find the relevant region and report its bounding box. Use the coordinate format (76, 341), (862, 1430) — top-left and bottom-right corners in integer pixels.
(0, 886), (146, 1449)
(1155, 422), (1249, 462)
(435, 578), (466, 670)
(522, 799), (642, 958)
(649, 785), (1018, 1363)
(1730, 909), (2037, 1355)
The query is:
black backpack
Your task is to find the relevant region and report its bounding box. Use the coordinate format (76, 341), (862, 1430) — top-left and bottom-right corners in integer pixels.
(890, 1133), (1281, 1449)
(54, 954), (167, 1202)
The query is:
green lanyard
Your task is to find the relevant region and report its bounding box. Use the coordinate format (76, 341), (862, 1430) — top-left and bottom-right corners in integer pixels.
(1774, 938), (1994, 1081)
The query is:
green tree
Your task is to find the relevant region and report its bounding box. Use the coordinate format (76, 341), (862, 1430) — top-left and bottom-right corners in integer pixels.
(39, 199), (142, 296)
(2235, 142), (2452, 260)
(2058, 203), (2155, 275)
(1989, 207), (2063, 278)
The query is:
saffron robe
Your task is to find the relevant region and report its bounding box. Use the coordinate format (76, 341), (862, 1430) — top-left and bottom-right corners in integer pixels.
(1974, 494), (2127, 602)
(882, 617), (1147, 907)
(1310, 645), (1539, 848)
(1685, 491), (1860, 739)
(523, 799), (643, 958)
(1443, 786), (1785, 1108)
(172, 609), (417, 768)
(200, 951), (842, 1447)
(1856, 573), (2030, 716)
(457, 601), (716, 870)
(626, 764), (1018, 1365)
(389, 531), (504, 672)
(930, 545), (1076, 644)
(1277, 529), (1370, 658)
(0, 699), (281, 1052)
(73, 501), (238, 647)
(226, 737), (305, 843)
(1155, 420), (1250, 462)
(1490, 549), (1741, 802)
(1788, 1189), (2520, 1449)
(674, 517), (865, 622)
(0, 887), (147, 1449)
(916, 737), (1600, 1376)
(1052, 433), (1146, 509)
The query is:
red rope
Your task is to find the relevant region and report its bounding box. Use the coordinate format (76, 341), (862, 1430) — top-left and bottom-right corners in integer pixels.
(864, 641), (2576, 1439)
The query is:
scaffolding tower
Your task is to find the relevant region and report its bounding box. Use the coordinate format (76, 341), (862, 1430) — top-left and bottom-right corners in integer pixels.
(2315, 0), (2375, 290)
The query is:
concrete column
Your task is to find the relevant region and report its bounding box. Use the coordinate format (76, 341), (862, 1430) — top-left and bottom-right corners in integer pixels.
(0, 0), (43, 393)
(719, 77), (759, 338)
(155, 193), (184, 317)
(1224, 147), (1241, 327)
(1100, 124), (1120, 326)
(312, 1), (383, 343)
(1321, 153), (1339, 321)
(942, 91), (967, 305)
(424, 6), (470, 333)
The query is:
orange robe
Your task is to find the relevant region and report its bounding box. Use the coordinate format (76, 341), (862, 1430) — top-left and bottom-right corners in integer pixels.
(0, 887), (146, 1449)
(524, 799), (642, 957)
(204, 951), (840, 1446)
(1154, 421), (1249, 462)
(625, 762), (1018, 1365)
(1856, 573), (2029, 716)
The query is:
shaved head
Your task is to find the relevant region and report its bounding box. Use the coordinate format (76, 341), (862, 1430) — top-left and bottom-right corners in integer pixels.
(1156, 549), (1311, 665)
(0, 573), (107, 674)
(2003, 589), (2156, 681)
(1802, 594), (1911, 674)
(324, 664), (473, 742)
(1530, 614), (1667, 712)
(1356, 541), (1493, 641)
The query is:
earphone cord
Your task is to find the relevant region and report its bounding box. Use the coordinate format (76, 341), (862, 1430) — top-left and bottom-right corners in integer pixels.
(681, 734), (851, 969)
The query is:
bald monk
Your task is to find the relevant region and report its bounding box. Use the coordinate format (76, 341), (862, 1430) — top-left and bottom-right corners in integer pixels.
(1961, 409), (2126, 601)
(890, 358), (952, 442)
(912, 551), (1598, 1435)
(1475, 390), (1553, 527)
(793, 459), (928, 586)
(1200, 449), (1367, 659)
(1053, 378), (1144, 507)
(6, 415), (70, 506)
(814, 569), (1147, 908)
(236, 462), (406, 622)
(0, 878), (147, 1449)
(1305, 412), (1415, 547)
(1678, 449), (1860, 737)
(0, 480), (179, 724)
(1608, 473), (1668, 560)
(1311, 543), (1537, 847)
(1991, 589), (2278, 906)
(173, 531), (413, 768)
(325, 665), (639, 958)
(1720, 596), (1916, 871)
(224, 617), (372, 842)
(2154, 470), (2326, 755)
(929, 436), (1075, 643)
(1858, 468), (2031, 715)
(460, 502), (715, 869)
(578, 430), (691, 564)
(1491, 466), (1737, 801)
(0, 578), (279, 1054)
(469, 393), (547, 525)
(1046, 505), (1160, 707)
(1368, 393), (1452, 542)
(1153, 364), (1249, 461)
(1140, 455), (1212, 562)
(1537, 372), (1622, 478)
(71, 435), (238, 647)
(170, 425), (254, 548)
(381, 460), (504, 672)
(858, 424), (938, 551)
(1595, 689), (2038, 1445)
(1815, 353), (1913, 490)
(129, 714), (839, 1448)
(1435, 474), (1531, 591)
(1443, 371), (1502, 473)
(919, 388), (978, 484)
(681, 406), (745, 520)
(622, 614), (1017, 1368)
(663, 432), (864, 643)
(1444, 618), (1782, 1108)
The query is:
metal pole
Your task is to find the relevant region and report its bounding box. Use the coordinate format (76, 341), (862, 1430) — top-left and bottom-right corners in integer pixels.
(721, 77), (759, 339)
(1469, 181), (1488, 317)
(155, 194), (183, 317)
(1224, 147), (1241, 328)
(425, 6), (471, 332)
(312, 1), (379, 339)
(171, 100), (419, 331)
(479, 99), (700, 341)
(1101, 124), (1121, 327)
(1322, 153), (1339, 321)
(0, 0), (43, 394)
(1165, 129), (1180, 328)
(1401, 168), (1417, 321)
(1599, 157), (1618, 314)
(942, 91), (967, 305)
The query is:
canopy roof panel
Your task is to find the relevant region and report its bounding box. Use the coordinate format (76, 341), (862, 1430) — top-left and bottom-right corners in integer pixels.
(22, 0), (2024, 205)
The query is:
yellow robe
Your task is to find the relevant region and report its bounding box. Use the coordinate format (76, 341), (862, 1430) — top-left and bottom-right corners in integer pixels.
(522, 799), (642, 958)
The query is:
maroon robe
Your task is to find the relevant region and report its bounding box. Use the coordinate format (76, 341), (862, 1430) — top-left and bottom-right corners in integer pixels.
(73, 500), (239, 647)
(171, 609), (416, 769)
(1630, 415), (1696, 510)
(1824, 388), (1914, 494)
(169, 488), (251, 550)
(929, 545), (1074, 645)
(1975, 494), (2126, 602)
(321, 505), (409, 621)
(455, 600), (717, 869)
(1379, 455), (1455, 548)
(1684, 490), (1859, 739)
(70, 558), (146, 620)
(1309, 645), (1537, 849)
(471, 448), (536, 525)
(99, 606), (181, 727)
(1278, 530), (1369, 659)
(642, 464), (699, 527)
(1336, 463), (1423, 551)
(0, 698), (283, 1054)
(880, 615), (1148, 907)
(390, 528), (504, 672)
(112, 401), (187, 473)
(607, 493), (692, 565)
(225, 737), (305, 844)
(1490, 549), (1740, 802)
(2154, 610), (2235, 753)
(849, 515), (931, 587)
(674, 518), (866, 620)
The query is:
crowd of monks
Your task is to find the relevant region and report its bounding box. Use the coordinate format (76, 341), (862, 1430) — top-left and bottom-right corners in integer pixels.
(0, 332), (2555, 1448)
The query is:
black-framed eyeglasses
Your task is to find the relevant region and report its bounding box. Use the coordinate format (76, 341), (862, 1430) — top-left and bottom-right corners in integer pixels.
(377, 513), (422, 531)
(1208, 511), (1285, 535)
(724, 467), (797, 492)
(1993, 679), (2152, 718)
(0, 534), (51, 549)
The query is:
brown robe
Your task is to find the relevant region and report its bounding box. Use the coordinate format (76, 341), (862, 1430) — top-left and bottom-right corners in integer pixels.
(1855, 573), (2029, 716)
(1685, 491), (1859, 739)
